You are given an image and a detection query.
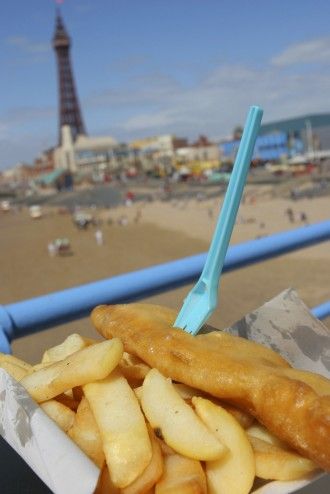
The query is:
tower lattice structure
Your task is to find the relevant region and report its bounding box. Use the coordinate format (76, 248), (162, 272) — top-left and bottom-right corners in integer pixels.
(53, 11), (86, 144)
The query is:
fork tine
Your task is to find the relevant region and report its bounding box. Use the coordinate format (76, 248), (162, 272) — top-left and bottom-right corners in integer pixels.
(174, 299), (209, 334)
(174, 285), (214, 335)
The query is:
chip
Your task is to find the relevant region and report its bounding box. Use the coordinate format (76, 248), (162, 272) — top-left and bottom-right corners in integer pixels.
(84, 369), (152, 488)
(141, 369), (226, 461)
(21, 338), (123, 402)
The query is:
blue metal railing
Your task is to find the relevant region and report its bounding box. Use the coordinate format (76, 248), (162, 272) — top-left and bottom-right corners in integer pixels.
(0, 220), (329, 354)
(311, 301), (330, 320)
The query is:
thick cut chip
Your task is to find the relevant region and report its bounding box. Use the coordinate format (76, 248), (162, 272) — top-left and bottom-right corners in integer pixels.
(0, 361), (31, 381)
(0, 353), (32, 372)
(247, 423), (287, 448)
(155, 453), (207, 494)
(21, 338), (123, 402)
(141, 369), (226, 461)
(40, 400), (75, 432)
(84, 370), (152, 488)
(41, 333), (89, 363)
(68, 396), (105, 468)
(248, 436), (318, 481)
(193, 396), (255, 494)
(172, 384), (254, 429)
(121, 428), (163, 494)
(33, 362), (53, 372)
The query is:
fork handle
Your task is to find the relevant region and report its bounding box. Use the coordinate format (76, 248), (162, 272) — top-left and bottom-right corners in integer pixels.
(201, 106), (263, 287)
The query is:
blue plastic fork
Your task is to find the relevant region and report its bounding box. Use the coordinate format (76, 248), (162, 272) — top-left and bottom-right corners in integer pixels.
(174, 105), (263, 335)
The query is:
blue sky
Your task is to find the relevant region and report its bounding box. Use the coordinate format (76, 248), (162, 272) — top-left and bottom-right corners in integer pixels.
(1, 0), (330, 169)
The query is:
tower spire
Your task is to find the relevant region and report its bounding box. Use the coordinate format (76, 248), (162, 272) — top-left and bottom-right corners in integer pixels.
(53, 10), (86, 144)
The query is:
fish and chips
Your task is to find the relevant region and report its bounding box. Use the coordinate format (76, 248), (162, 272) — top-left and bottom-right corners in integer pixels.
(0, 301), (329, 493)
(92, 303), (330, 472)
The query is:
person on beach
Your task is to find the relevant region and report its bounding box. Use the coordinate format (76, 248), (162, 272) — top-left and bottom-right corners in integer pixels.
(95, 229), (104, 246)
(118, 215), (128, 226)
(300, 212), (308, 224)
(134, 210), (142, 224)
(286, 208), (294, 223)
(125, 191), (134, 207)
(47, 242), (57, 257)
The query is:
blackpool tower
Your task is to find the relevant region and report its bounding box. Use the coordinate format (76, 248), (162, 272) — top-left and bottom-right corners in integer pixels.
(53, 11), (86, 144)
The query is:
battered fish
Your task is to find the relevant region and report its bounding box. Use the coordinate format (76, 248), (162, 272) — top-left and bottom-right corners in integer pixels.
(91, 303), (330, 471)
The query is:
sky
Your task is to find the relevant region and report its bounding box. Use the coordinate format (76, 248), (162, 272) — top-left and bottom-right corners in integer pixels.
(1, 0), (330, 169)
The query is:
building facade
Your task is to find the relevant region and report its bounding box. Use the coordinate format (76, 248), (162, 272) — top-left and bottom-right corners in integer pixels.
(131, 135), (188, 175)
(259, 113), (330, 153)
(175, 135), (220, 163)
(54, 125), (125, 175)
(220, 113), (330, 163)
(221, 132), (303, 163)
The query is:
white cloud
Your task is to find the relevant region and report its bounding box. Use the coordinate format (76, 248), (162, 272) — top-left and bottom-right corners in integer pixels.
(98, 62), (330, 139)
(271, 37), (330, 66)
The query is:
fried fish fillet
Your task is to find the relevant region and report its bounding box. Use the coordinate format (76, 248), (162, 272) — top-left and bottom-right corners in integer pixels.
(91, 303), (330, 471)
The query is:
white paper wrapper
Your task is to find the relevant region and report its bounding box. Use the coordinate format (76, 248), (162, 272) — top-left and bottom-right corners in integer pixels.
(226, 288), (330, 377)
(253, 473), (326, 494)
(227, 288), (330, 493)
(0, 288), (329, 493)
(0, 370), (99, 494)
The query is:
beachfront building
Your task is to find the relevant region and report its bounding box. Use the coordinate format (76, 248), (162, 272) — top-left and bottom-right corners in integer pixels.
(175, 135), (220, 175)
(53, 125), (137, 178)
(131, 135), (188, 176)
(33, 148), (56, 174)
(220, 113), (330, 164)
(0, 161), (49, 199)
(0, 163), (42, 186)
(260, 113), (330, 155)
(220, 132), (303, 164)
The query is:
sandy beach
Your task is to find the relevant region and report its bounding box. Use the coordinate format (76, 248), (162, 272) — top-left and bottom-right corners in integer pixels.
(0, 185), (329, 363)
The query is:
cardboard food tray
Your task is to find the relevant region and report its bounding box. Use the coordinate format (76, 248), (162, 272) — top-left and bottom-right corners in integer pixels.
(0, 288), (329, 494)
